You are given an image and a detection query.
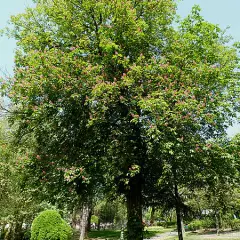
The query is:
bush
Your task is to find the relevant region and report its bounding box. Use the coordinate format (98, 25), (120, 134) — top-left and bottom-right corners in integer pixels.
(91, 215), (99, 225)
(157, 221), (176, 228)
(23, 229), (31, 240)
(164, 221), (176, 228)
(188, 219), (215, 231)
(188, 220), (203, 231)
(31, 210), (72, 240)
(230, 219), (240, 230)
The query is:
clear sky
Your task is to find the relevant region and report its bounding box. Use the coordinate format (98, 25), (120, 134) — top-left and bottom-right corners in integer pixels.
(0, 0), (34, 73)
(0, 0), (240, 136)
(177, 0), (240, 42)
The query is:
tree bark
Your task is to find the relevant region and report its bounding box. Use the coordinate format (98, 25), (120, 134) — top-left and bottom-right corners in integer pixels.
(71, 207), (77, 229)
(79, 203), (89, 240)
(215, 210), (219, 235)
(87, 208), (92, 232)
(219, 212), (223, 230)
(14, 218), (23, 240)
(126, 174), (143, 240)
(4, 223), (13, 240)
(175, 184), (184, 240)
(97, 218), (101, 231)
(150, 207), (155, 226)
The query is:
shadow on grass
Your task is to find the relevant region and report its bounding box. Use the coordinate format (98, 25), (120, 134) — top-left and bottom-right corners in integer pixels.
(88, 230), (120, 239)
(144, 230), (162, 238)
(74, 227), (173, 239)
(187, 230), (216, 236)
(88, 230), (159, 239)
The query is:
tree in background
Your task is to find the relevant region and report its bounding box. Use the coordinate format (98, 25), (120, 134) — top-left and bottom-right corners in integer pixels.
(0, 121), (49, 240)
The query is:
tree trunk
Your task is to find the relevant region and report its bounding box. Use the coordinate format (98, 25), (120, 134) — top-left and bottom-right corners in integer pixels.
(126, 174), (143, 240)
(97, 218), (101, 231)
(87, 208), (92, 232)
(215, 210), (219, 235)
(4, 223), (13, 240)
(71, 207), (77, 229)
(175, 184), (184, 240)
(219, 212), (223, 230)
(14, 218), (23, 240)
(79, 203), (89, 240)
(150, 207), (155, 226)
(181, 218), (185, 235)
(169, 211), (172, 222)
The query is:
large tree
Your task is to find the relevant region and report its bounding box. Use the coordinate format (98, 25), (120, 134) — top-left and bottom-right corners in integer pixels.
(1, 1), (240, 239)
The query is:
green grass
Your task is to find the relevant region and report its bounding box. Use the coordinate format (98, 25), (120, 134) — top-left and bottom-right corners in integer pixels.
(144, 226), (174, 238)
(73, 226), (172, 239)
(168, 237), (240, 240)
(168, 231), (240, 240)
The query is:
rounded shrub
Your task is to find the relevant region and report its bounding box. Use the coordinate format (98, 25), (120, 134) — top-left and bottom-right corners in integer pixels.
(31, 210), (72, 240)
(188, 219), (215, 231)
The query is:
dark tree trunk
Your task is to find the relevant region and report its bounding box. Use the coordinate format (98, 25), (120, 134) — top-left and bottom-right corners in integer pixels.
(4, 223), (13, 240)
(219, 212), (223, 230)
(14, 218), (24, 240)
(87, 208), (92, 232)
(97, 218), (101, 231)
(175, 184), (184, 240)
(150, 207), (155, 226)
(215, 210), (220, 235)
(126, 174), (143, 240)
(71, 207), (77, 229)
(169, 212), (172, 222)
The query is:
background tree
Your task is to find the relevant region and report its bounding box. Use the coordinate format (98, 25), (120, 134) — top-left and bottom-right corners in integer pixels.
(139, 6), (240, 239)
(0, 121), (48, 240)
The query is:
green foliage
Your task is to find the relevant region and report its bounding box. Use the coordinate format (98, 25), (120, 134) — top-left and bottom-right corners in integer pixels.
(95, 201), (117, 224)
(93, 198), (127, 228)
(31, 210), (72, 240)
(187, 217), (240, 233)
(0, 120), (48, 240)
(90, 215), (99, 225)
(188, 219), (215, 231)
(190, 220), (202, 231)
(163, 221), (177, 228)
(230, 219), (240, 230)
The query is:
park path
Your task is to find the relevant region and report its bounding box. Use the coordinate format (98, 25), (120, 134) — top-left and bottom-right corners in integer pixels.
(147, 230), (240, 239)
(197, 231), (240, 239)
(146, 231), (178, 240)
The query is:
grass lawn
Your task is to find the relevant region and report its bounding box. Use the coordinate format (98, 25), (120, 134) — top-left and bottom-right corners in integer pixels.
(73, 226), (173, 239)
(144, 226), (175, 238)
(168, 230), (240, 240)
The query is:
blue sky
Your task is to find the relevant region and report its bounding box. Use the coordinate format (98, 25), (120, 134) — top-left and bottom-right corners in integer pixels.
(177, 0), (240, 42)
(0, 0), (240, 136)
(0, 0), (34, 72)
